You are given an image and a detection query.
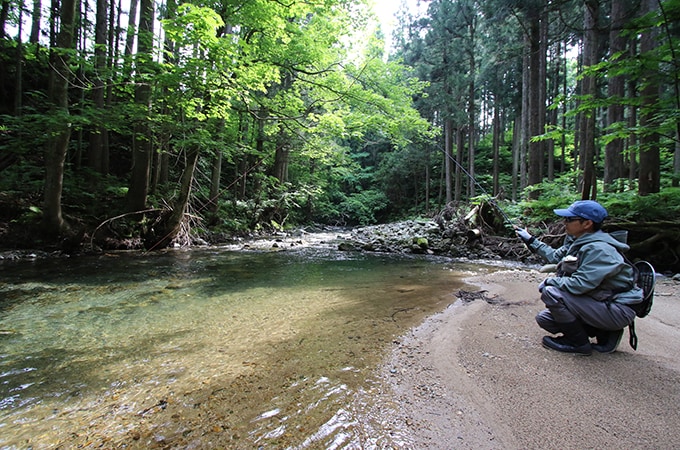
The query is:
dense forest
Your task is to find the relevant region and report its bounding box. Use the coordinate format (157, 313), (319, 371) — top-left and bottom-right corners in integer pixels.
(0, 0), (679, 254)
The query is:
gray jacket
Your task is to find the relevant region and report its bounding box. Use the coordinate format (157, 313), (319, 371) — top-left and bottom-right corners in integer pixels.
(529, 230), (643, 305)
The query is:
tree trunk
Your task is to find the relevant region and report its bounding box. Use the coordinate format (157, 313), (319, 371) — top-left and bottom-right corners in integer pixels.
(145, 145), (200, 250)
(14, 0), (23, 115)
(424, 146), (430, 212)
(561, 43), (567, 173)
(88, 0), (108, 174)
(29, 0), (41, 43)
(0, 2), (8, 108)
(445, 118), (453, 204)
(674, 139), (680, 188)
(124, 0), (139, 57)
(455, 127), (465, 203)
(156, 149), (167, 188)
(527, 12), (542, 199)
(492, 95), (500, 195)
(547, 40), (561, 181)
(101, 0), (119, 176)
(210, 148), (223, 213)
(627, 38), (638, 187)
(638, 0), (660, 196)
(538, 7), (548, 181)
(43, 0), (78, 236)
(273, 125), (290, 182)
(520, 34), (530, 192)
(235, 112), (250, 200)
(73, 0), (87, 170)
(580, 0), (599, 200)
(0, 0), (9, 39)
(273, 145), (290, 183)
(512, 115), (520, 201)
(604, 0), (628, 191)
(466, 16), (476, 198)
(49, 0), (58, 46)
(467, 56), (476, 198)
(126, 0), (154, 211)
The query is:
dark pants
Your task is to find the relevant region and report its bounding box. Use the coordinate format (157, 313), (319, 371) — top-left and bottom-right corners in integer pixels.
(536, 286), (636, 334)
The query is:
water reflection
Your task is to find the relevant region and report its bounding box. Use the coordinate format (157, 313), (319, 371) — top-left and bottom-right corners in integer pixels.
(0, 244), (470, 448)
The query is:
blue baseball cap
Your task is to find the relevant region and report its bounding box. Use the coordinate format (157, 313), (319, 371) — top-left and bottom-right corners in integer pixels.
(554, 200), (608, 223)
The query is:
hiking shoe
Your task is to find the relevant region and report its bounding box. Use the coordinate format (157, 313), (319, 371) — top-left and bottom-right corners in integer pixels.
(592, 329), (624, 354)
(542, 335), (592, 356)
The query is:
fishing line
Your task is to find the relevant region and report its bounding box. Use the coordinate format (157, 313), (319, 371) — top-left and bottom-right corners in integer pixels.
(434, 144), (516, 228)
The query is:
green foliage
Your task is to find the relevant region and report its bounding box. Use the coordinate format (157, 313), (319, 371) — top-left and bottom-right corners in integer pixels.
(207, 182), (322, 234)
(601, 187), (680, 222)
(316, 189), (389, 226)
(1, 112), (69, 157)
(3, 0), (679, 247)
(515, 174), (581, 224)
(576, 0), (680, 170)
(11, 205), (42, 226)
(0, 159), (45, 194)
(61, 171), (131, 219)
(211, 201), (252, 235)
(516, 179), (680, 226)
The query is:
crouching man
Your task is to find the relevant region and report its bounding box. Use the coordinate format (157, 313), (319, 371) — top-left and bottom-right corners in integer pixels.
(516, 200), (642, 355)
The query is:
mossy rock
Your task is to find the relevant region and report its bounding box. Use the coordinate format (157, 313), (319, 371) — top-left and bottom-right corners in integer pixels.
(414, 237), (429, 249)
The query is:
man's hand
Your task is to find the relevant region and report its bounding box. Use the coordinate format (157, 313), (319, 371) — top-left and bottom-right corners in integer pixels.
(514, 226), (532, 243)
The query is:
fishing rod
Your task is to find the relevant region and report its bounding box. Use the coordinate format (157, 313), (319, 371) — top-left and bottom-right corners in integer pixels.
(434, 144), (517, 228)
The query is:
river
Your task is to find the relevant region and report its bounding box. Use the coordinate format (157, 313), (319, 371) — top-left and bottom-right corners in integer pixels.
(0, 234), (491, 449)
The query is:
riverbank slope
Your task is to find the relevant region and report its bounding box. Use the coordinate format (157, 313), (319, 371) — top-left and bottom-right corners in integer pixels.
(375, 268), (680, 449)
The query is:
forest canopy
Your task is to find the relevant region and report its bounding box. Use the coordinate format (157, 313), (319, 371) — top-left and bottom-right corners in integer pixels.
(0, 0), (679, 251)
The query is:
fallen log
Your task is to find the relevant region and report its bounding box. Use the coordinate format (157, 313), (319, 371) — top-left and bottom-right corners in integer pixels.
(604, 222), (680, 272)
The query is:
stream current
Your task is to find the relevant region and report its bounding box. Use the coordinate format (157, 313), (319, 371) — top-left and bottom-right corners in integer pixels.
(0, 234), (482, 448)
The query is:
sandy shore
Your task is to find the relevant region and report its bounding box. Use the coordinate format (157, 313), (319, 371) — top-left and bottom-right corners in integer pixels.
(375, 268), (680, 449)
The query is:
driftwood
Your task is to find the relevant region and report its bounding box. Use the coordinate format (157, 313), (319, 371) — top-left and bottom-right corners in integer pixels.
(456, 289), (530, 306)
(463, 200), (508, 240)
(463, 205), (482, 240)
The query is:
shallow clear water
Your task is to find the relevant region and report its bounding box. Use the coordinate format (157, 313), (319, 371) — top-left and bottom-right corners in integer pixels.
(0, 241), (470, 449)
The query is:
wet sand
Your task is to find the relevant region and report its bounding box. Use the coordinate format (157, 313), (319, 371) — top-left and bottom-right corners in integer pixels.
(374, 268), (680, 449)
